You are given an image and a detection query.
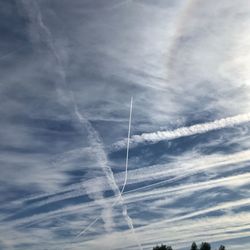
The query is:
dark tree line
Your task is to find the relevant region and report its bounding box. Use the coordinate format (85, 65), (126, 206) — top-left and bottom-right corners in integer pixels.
(153, 241), (226, 250)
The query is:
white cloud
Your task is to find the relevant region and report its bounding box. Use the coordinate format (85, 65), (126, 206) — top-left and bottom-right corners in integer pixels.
(114, 113), (250, 149)
(1, 0), (250, 249)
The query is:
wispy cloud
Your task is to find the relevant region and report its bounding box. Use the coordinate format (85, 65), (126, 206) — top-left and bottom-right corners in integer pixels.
(19, 1), (143, 246)
(1, 0), (250, 249)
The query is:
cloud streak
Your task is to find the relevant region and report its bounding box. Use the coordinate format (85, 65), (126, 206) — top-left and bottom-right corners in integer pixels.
(74, 105), (143, 250)
(2, 0), (250, 249)
(114, 113), (250, 149)
(21, 1), (142, 246)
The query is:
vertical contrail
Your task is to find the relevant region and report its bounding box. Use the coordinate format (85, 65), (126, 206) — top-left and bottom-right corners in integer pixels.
(119, 97), (143, 250)
(73, 99), (143, 250)
(121, 96), (133, 194)
(22, 1), (142, 248)
(21, 2), (142, 248)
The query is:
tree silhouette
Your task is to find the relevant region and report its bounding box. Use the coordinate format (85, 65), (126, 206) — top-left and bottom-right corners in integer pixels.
(153, 244), (166, 250)
(200, 242), (211, 250)
(152, 241), (226, 250)
(190, 242), (198, 250)
(153, 244), (173, 250)
(153, 244), (165, 250)
(218, 245), (225, 250)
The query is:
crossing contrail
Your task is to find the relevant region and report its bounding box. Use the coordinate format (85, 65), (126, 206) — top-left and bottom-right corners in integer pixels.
(114, 113), (250, 149)
(73, 99), (143, 250)
(22, 1), (141, 247)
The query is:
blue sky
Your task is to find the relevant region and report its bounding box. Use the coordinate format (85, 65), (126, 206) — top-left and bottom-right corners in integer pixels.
(0, 0), (250, 249)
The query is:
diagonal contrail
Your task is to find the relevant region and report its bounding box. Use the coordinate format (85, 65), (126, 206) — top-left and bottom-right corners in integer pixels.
(113, 113), (250, 149)
(21, 2), (142, 248)
(73, 99), (143, 250)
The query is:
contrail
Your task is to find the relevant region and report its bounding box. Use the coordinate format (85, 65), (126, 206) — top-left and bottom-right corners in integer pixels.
(74, 217), (100, 241)
(73, 102), (143, 250)
(114, 113), (250, 149)
(147, 198), (250, 227)
(21, 2), (142, 248)
(121, 97), (133, 194)
(72, 199), (143, 250)
(71, 98), (143, 250)
(17, 149), (250, 211)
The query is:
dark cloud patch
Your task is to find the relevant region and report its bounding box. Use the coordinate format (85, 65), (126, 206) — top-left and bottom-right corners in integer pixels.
(0, 0), (30, 52)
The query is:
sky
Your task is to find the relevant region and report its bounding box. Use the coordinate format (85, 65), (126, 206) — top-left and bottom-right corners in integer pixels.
(0, 0), (250, 249)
